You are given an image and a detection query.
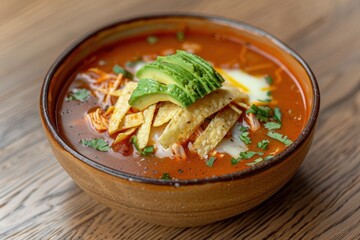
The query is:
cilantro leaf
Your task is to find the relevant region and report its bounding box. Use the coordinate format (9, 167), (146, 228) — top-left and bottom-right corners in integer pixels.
(206, 156), (217, 167)
(160, 173), (171, 180)
(113, 64), (133, 79)
(131, 136), (154, 156)
(176, 31), (185, 41)
(274, 107), (282, 123)
(141, 145), (154, 156)
(264, 122), (282, 130)
(231, 157), (241, 165)
(147, 35), (158, 44)
(66, 89), (90, 102)
(264, 155), (274, 161)
(246, 104), (272, 122)
(231, 151), (263, 165)
(246, 157), (264, 166)
(257, 140), (269, 150)
(239, 126), (249, 132)
(240, 131), (251, 144)
(130, 136), (140, 151)
(80, 138), (110, 152)
(267, 132), (293, 146)
(265, 76), (273, 85)
(239, 151), (263, 159)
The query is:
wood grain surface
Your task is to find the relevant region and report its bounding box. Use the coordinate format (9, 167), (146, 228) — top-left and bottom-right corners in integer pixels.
(1, 0), (359, 239)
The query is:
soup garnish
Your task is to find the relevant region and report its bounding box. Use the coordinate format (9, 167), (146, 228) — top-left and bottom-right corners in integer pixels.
(58, 31), (306, 180)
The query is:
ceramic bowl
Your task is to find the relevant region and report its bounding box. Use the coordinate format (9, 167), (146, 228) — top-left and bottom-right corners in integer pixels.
(40, 14), (320, 227)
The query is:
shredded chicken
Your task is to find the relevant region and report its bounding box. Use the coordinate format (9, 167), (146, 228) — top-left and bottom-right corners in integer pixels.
(171, 143), (187, 160)
(246, 113), (260, 131)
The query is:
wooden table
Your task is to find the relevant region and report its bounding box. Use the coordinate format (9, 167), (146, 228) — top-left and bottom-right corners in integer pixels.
(1, 0), (359, 239)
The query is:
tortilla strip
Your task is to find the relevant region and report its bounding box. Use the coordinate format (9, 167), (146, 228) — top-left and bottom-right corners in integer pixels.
(119, 112), (144, 130)
(113, 127), (137, 144)
(136, 104), (156, 149)
(108, 82), (137, 134)
(159, 88), (247, 148)
(153, 102), (180, 127)
(193, 106), (241, 157)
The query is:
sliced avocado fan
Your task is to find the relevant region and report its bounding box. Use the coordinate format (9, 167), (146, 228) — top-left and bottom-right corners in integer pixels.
(129, 50), (225, 110)
(129, 78), (193, 110)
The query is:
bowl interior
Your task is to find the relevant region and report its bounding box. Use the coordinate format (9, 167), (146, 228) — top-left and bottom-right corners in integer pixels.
(42, 14), (319, 185)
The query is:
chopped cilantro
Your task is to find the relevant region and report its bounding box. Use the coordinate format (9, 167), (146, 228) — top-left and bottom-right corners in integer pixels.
(232, 151), (263, 165)
(130, 136), (140, 150)
(147, 35), (158, 44)
(274, 107), (282, 123)
(264, 155), (274, 161)
(66, 89), (90, 102)
(206, 156), (217, 167)
(264, 122), (282, 130)
(246, 104), (272, 122)
(239, 126), (249, 132)
(246, 157), (264, 166)
(160, 173), (171, 180)
(240, 131), (251, 144)
(176, 31), (185, 41)
(141, 145), (154, 156)
(267, 91), (272, 96)
(267, 132), (293, 146)
(257, 140), (269, 150)
(240, 151), (263, 159)
(80, 138), (110, 152)
(131, 136), (154, 156)
(231, 157), (241, 165)
(113, 64), (133, 79)
(265, 76), (273, 85)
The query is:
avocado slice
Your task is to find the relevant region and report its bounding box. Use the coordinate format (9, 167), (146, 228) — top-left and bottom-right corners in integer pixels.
(176, 50), (223, 88)
(129, 78), (193, 110)
(176, 50), (225, 88)
(136, 62), (204, 101)
(157, 54), (213, 93)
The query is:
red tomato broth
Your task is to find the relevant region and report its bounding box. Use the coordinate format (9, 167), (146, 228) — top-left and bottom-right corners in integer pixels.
(57, 31), (307, 179)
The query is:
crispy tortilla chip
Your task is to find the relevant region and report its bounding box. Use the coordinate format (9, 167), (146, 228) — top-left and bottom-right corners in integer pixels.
(159, 88), (247, 148)
(119, 112), (144, 130)
(192, 106), (240, 157)
(108, 82), (137, 134)
(113, 127), (137, 144)
(153, 102), (180, 127)
(136, 104), (156, 149)
(104, 106), (115, 117)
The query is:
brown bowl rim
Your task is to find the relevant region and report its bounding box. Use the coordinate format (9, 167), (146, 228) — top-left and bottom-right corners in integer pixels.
(40, 13), (320, 186)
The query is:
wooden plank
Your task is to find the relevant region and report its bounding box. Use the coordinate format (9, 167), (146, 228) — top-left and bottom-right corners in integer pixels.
(0, 0), (359, 239)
